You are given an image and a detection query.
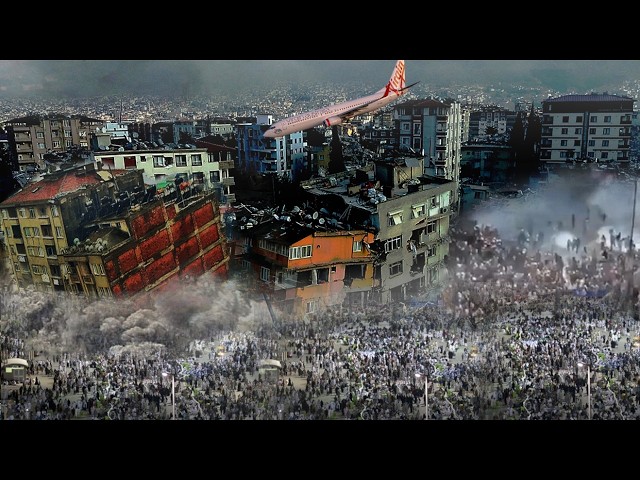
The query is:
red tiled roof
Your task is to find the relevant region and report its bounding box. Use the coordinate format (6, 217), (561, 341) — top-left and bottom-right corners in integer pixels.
(0, 169), (127, 206)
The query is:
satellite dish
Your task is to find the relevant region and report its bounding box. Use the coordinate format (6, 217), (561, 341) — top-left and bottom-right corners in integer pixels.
(292, 206), (300, 213)
(318, 217), (326, 225)
(312, 211), (319, 220)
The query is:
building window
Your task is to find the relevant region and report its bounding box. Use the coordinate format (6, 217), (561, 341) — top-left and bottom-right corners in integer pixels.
(426, 221), (437, 233)
(41, 225), (53, 237)
(29, 207), (36, 218)
(191, 154), (202, 166)
(574, 128), (582, 134)
(52, 205), (59, 217)
(562, 116), (569, 123)
(153, 155), (165, 167)
(52, 141), (61, 148)
(90, 263), (105, 275)
(604, 115), (611, 123)
(388, 211), (403, 226)
(389, 261), (403, 276)
(38, 142), (46, 149)
(260, 266), (270, 282)
(411, 204), (426, 219)
(574, 140), (581, 146)
(139, 156), (147, 162)
(576, 116), (582, 122)
(210, 171), (220, 183)
(603, 128), (610, 135)
(560, 140), (567, 146)
(590, 116), (597, 122)
(97, 286), (113, 298)
(289, 245), (312, 259)
(124, 156), (137, 169)
(601, 152), (609, 159)
(101, 157), (115, 169)
(602, 140), (609, 147)
(384, 235), (402, 253)
(36, 132), (44, 138)
(353, 240), (362, 252)
(561, 128), (568, 134)
(306, 299), (317, 314)
(175, 155), (187, 167)
(32, 264), (48, 275)
(45, 245), (56, 257)
(588, 140), (595, 147)
(55, 226), (64, 238)
(427, 245), (437, 257)
(589, 128), (596, 135)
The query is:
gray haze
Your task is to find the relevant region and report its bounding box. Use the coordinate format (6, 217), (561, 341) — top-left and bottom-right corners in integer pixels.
(0, 60), (638, 98)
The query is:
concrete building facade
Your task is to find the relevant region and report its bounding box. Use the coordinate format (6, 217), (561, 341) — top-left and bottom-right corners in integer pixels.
(394, 98), (462, 208)
(3, 114), (105, 172)
(540, 93), (635, 164)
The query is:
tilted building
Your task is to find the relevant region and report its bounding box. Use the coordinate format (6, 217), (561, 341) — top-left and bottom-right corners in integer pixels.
(0, 164), (228, 297)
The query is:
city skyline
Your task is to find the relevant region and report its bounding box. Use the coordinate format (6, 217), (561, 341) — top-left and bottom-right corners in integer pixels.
(1, 60), (639, 100)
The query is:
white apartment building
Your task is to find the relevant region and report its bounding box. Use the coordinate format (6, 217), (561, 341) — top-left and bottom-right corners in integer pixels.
(91, 147), (234, 203)
(540, 93), (635, 163)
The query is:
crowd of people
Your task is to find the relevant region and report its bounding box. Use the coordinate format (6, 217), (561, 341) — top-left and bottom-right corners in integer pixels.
(1, 218), (640, 420)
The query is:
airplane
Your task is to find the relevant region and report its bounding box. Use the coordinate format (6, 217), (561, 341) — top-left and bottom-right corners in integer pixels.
(263, 60), (418, 139)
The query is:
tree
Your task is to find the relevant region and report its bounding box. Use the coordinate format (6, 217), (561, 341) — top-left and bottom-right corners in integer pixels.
(178, 131), (196, 145)
(327, 126), (346, 174)
(305, 128), (326, 147)
(523, 104), (542, 171)
(0, 141), (19, 203)
(485, 125), (499, 137)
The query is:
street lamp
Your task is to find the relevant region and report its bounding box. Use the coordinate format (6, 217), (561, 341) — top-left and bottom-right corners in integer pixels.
(162, 372), (175, 420)
(414, 372), (428, 420)
(577, 361), (591, 420)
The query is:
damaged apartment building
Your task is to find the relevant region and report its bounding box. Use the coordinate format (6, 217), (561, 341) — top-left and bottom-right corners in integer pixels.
(0, 163), (228, 298)
(230, 152), (455, 316)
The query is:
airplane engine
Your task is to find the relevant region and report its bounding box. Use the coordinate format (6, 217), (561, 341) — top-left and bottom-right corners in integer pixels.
(322, 117), (343, 128)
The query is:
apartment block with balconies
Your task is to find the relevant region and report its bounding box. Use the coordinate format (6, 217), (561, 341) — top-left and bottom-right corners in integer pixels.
(3, 114), (105, 172)
(539, 93), (635, 164)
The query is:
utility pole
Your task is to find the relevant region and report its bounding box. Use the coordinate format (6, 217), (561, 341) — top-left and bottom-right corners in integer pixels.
(627, 179), (638, 312)
(630, 179), (637, 254)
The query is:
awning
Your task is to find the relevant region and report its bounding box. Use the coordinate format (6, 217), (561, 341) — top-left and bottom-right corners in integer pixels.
(2, 357), (28, 368)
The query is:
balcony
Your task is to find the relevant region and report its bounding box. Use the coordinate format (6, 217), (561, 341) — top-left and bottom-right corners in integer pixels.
(82, 275), (94, 284)
(222, 177), (235, 186)
(219, 160), (234, 170)
(224, 193), (236, 203)
(69, 274), (80, 283)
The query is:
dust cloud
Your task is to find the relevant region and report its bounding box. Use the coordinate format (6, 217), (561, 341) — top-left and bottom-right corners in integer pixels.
(0, 272), (272, 358)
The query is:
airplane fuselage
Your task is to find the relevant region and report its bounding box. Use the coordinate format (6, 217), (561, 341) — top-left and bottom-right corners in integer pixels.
(265, 88), (398, 138)
(264, 60), (415, 139)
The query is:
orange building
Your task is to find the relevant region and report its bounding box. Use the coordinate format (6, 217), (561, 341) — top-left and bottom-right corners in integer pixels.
(238, 220), (375, 317)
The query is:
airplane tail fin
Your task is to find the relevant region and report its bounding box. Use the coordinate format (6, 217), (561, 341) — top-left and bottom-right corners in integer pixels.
(382, 60), (407, 98)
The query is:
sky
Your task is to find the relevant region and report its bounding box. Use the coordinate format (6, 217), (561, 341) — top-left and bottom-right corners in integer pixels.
(0, 60), (638, 98)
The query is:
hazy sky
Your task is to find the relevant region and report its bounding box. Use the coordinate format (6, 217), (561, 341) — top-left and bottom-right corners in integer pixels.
(0, 60), (638, 98)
